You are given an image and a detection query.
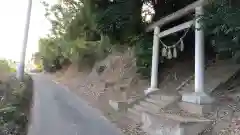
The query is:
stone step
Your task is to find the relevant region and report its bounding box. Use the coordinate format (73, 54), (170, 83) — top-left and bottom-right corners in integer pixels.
(109, 100), (129, 112)
(142, 121), (212, 135)
(178, 101), (213, 116)
(146, 97), (178, 108)
(159, 102), (213, 122)
(134, 103), (159, 114)
(149, 92), (180, 102)
(133, 102), (211, 122)
(145, 98), (169, 108)
(141, 111), (180, 133)
(139, 101), (161, 113)
(141, 111), (212, 135)
(127, 108), (141, 123)
(155, 111), (211, 123)
(128, 108), (140, 116)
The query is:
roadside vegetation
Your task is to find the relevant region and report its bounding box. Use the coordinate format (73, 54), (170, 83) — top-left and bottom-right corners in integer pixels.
(0, 59), (33, 135)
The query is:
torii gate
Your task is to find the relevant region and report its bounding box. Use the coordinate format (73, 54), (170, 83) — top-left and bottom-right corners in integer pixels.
(145, 0), (213, 105)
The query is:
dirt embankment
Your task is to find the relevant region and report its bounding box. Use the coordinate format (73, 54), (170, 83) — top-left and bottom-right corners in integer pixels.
(51, 49), (194, 134)
(53, 50), (148, 116)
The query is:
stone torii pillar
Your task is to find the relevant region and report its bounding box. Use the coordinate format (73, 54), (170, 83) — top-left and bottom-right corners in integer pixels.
(182, 6), (213, 104)
(145, 27), (160, 94)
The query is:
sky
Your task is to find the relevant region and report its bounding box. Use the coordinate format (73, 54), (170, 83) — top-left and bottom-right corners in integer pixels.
(0, 0), (152, 63)
(0, 0), (57, 62)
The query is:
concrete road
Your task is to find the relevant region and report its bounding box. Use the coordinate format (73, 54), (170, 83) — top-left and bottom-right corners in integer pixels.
(28, 74), (123, 135)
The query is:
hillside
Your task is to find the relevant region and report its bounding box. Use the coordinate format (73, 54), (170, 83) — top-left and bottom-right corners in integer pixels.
(50, 48), (194, 134)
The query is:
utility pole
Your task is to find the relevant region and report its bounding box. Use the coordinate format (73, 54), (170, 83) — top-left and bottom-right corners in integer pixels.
(17, 0), (32, 81)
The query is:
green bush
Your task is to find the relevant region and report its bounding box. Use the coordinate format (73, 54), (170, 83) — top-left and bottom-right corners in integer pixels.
(0, 74), (33, 135)
(0, 59), (10, 72)
(201, 0), (240, 54)
(134, 35), (154, 78)
(0, 59), (17, 73)
(9, 68), (16, 73)
(96, 0), (143, 43)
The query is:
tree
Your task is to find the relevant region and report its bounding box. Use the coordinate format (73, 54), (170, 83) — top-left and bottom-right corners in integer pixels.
(39, 0), (112, 71)
(96, 0), (144, 43)
(40, 0), (240, 77)
(201, 0), (240, 54)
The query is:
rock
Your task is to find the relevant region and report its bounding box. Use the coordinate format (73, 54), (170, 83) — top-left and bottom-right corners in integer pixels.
(105, 81), (115, 88)
(109, 100), (128, 112)
(119, 84), (128, 92)
(217, 107), (234, 121)
(96, 65), (106, 75)
(130, 77), (138, 86)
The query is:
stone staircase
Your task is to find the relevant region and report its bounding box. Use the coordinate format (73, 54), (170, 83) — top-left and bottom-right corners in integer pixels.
(126, 92), (212, 135)
(125, 60), (240, 135)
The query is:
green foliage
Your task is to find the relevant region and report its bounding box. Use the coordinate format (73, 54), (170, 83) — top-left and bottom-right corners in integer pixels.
(39, 0), (112, 72)
(0, 59), (10, 72)
(0, 75), (33, 135)
(39, 38), (62, 62)
(0, 59), (16, 73)
(201, 0), (240, 53)
(39, 0), (212, 78)
(96, 0), (143, 43)
(134, 35), (153, 78)
(38, 37), (63, 71)
(9, 68), (16, 73)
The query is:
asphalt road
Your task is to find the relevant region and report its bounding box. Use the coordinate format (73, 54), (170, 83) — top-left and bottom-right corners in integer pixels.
(27, 74), (123, 135)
